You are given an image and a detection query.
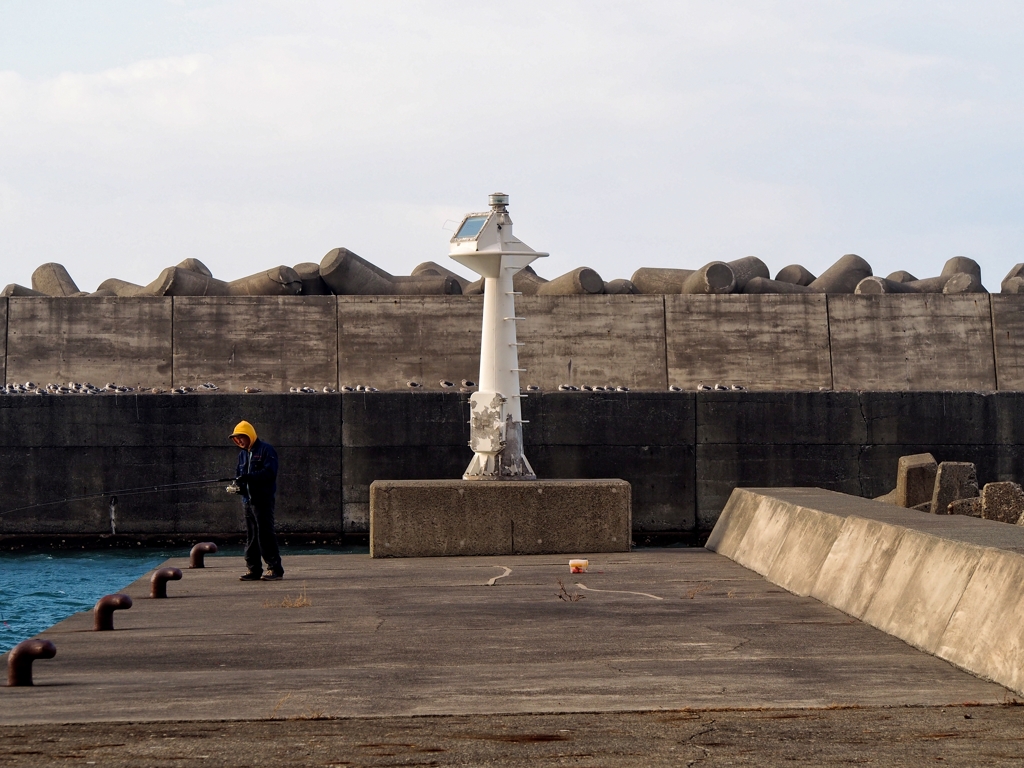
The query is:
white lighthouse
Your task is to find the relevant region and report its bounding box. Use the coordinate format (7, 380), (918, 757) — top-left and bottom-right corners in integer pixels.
(450, 193), (548, 480)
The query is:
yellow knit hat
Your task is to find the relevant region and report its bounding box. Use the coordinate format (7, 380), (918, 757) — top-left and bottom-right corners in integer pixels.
(230, 420), (257, 443)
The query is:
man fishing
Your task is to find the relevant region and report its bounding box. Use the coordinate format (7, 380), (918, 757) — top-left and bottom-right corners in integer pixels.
(229, 421), (284, 581)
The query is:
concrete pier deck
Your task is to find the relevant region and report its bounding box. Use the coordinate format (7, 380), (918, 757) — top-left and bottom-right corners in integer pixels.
(2, 549), (1023, 765)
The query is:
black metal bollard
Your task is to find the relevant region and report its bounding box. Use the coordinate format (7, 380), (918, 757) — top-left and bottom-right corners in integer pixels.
(7, 639), (57, 686)
(93, 594), (133, 631)
(150, 567), (183, 598)
(189, 542), (218, 569)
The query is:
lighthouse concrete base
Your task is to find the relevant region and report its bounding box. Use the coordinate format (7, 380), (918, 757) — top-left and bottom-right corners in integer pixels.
(369, 479), (631, 558)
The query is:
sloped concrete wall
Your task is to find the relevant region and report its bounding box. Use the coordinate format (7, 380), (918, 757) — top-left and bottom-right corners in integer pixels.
(6, 297), (173, 389)
(707, 487), (1024, 695)
(666, 294), (832, 391)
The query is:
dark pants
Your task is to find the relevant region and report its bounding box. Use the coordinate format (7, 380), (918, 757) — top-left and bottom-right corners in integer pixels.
(243, 498), (283, 575)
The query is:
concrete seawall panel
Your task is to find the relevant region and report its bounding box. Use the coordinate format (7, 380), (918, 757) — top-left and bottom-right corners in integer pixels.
(991, 295), (1024, 391)
(338, 296), (481, 391)
(707, 487), (1024, 695)
(518, 295), (669, 391)
(6, 297), (173, 389)
(665, 294), (832, 391)
(173, 296), (338, 393)
(828, 294), (997, 391)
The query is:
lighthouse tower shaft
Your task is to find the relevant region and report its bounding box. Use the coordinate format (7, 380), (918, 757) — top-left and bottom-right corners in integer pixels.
(449, 194), (547, 480)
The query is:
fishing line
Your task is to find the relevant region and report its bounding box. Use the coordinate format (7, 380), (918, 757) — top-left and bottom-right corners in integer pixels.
(0, 478), (235, 518)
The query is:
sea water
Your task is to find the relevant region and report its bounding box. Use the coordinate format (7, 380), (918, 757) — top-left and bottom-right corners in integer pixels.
(0, 545), (364, 653)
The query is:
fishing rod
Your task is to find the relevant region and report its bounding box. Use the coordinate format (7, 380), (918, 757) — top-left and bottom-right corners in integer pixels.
(0, 478), (236, 518)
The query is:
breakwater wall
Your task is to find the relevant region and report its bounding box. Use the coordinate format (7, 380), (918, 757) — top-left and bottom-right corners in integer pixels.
(0, 293), (1022, 392)
(1, 391), (1022, 541)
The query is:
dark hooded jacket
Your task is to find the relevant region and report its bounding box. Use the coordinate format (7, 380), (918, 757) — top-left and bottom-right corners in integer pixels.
(236, 438), (278, 504)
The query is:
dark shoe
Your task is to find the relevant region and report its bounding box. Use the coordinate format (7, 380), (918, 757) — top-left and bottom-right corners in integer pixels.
(262, 570), (283, 581)
(239, 571), (262, 581)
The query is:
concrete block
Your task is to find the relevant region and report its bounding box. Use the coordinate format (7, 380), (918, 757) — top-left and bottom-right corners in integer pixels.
(31, 263), (80, 297)
(293, 262), (331, 295)
(176, 258), (213, 278)
(941, 256), (983, 284)
(226, 266), (303, 296)
(938, 548), (1024, 694)
(517, 295), (669, 391)
(337, 295), (481, 391)
(535, 267), (604, 295)
(321, 248), (394, 295)
(369, 479), (631, 557)
(811, 515), (906, 620)
(630, 267), (690, 294)
(1, 284), (45, 297)
(603, 279), (639, 295)
(887, 270), (918, 283)
(943, 273), (986, 295)
(828, 294), (997, 391)
(142, 267), (230, 297)
(681, 262), (735, 294)
(861, 528), (983, 654)
(742, 277), (815, 294)
(512, 265), (547, 296)
(808, 254), (872, 294)
(1000, 264), (1024, 294)
(411, 262), (472, 291)
(980, 481), (1024, 524)
(774, 264), (816, 286)
(388, 275), (463, 295)
(665, 295), (831, 391)
(930, 461), (978, 515)
(6, 297), (173, 389)
(725, 256), (769, 292)
(894, 453), (937, 508)
(1002, 276), (1024, 295)
(97, 278), (145, 297)
(855, 276), (919, 294)
(906, 275), (955, 293)
(173, 296), (338, 393)
(948, 497), (982, 516)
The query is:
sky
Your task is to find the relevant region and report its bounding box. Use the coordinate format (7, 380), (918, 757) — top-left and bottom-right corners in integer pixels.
(1, 1), (1023, 292)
